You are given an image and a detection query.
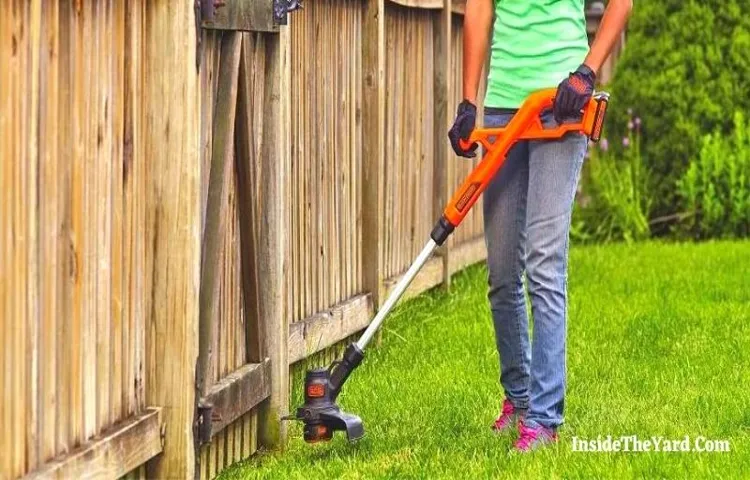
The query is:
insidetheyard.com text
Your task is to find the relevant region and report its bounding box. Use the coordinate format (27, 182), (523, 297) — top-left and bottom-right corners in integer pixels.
(571, 435), (730, 453)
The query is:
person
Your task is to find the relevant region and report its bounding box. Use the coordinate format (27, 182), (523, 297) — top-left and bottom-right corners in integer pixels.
(448, 0), (632, 451)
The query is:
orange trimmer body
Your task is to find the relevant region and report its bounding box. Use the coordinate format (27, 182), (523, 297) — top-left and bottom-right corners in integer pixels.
(444, 89), (609, 228)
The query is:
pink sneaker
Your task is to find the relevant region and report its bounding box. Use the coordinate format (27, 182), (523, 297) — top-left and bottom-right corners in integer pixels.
(491, 399), (525, 433)
(514, 421), (558, 452)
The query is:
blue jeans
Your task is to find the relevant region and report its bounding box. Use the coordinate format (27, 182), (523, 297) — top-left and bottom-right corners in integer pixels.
(482, 110), (587, 430)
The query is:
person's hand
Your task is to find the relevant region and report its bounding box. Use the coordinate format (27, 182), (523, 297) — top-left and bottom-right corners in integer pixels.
(553, 64), (596, 124)
(448, 100), (478, 158)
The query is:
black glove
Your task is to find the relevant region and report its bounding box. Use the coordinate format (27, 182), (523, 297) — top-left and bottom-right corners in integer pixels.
(448, 100), (478, 158)
(553, 64), (596, 124)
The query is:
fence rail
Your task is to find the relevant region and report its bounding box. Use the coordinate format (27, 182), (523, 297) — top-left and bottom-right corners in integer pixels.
(1, 0), (618, 478)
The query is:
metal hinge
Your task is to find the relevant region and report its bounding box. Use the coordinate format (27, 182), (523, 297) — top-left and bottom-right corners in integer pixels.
(273, 0), (303, 25)
(195, 400), (218, 446)
(194, 1), (228, 70)
(194, 0), (302, 69)
(200, 0), (227, 23)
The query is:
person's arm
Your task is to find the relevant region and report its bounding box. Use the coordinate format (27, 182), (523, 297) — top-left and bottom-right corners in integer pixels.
(583, 0), (633, 75)
(553, 0), (632, 122)
(462, 0), (494, 103)
(448, 0), (493, 157)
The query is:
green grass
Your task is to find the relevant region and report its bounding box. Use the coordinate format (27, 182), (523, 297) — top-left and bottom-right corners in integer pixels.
(222, 241), (750, 479)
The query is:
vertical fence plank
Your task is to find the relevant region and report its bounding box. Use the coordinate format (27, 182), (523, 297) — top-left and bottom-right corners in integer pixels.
(236, 33), (264, 363)
(38, 0), (61, 465)
(110, 0), (125, 427)
(80, 0), (97, 443)
(69, 0), (85, 452)
(25, 0), (42, 472)
(123, 0), (146, 420)
(143, 1), (200, 477)
(56, 0), (75, 456)
(11, 1), (27, 474)
(95, 0), (113, 436)
(256, 27), (290, 449)
(433, 2), (452, 288)
(0, 2), (10, 475)
(361, 0), (386, 306)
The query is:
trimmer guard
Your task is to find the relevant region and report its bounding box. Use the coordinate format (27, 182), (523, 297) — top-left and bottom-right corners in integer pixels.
(298, 406), (364, 442)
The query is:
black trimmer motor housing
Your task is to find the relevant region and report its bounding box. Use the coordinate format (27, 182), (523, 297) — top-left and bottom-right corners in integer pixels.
(285, 343), (366, 443)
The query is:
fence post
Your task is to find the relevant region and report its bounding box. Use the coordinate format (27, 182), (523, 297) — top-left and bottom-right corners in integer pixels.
(143, 1), (201, 478)
(256, 27), (291, 450)
(433, 0), (453, 290)
(361, 0), (386, 308)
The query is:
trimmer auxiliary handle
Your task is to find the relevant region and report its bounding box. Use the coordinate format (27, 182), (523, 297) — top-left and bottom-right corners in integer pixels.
(285, 89), (610, 443)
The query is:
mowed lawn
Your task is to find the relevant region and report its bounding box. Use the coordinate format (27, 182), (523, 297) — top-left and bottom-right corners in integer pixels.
(222, 241), (750, 479)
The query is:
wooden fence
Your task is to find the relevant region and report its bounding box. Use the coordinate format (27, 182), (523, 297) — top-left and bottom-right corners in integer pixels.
(0, 1), (618, 478)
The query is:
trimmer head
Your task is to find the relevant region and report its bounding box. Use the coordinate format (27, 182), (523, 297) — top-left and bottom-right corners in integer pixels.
(285, 344), (365, 443)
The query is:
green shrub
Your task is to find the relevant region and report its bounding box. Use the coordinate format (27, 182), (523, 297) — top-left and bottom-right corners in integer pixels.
(606, 0), (750, 217)
(572, 121), (651, 244)
(677, 112), (750, 239)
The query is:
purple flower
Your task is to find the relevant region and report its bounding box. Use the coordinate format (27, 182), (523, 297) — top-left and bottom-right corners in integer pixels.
(634, 117), (642, 129)
(600, 138), (609, 152)
(622, 136), (631, 148)
(627, 120), (634, 131)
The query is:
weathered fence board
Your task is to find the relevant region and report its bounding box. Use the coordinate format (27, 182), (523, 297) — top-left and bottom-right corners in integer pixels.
(195, 30), (265, 476)
(141, 2), (201, 478)
(289, 0), (364, 322)
(25, 408), (162, 480)
(0, 1), (158, 477)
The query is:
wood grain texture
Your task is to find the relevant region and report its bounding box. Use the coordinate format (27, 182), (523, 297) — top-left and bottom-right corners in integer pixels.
(289, 0), (364, 320)
(142, 1), (200, 478)
(0, 2), (12, 474)
(197, 31), (242, 397)
(383, 4), (436, 281)
(288, 294), (374, 364)
(433, 0), (453, 288)
(26, 408), (162, 480)
(196, 29), (275, 477)
(1, 2), (149, 476)
(361, 0), (386, 307)
(256, 26), (291, 450)
(236, 32), (267, 364)
(202, 0), (279, 33)
(201, 360), (271, 441)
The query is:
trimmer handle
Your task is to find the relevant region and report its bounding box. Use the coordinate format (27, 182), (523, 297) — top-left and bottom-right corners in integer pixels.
(431, 89), (609, 244)
(458, 89), (609, 152)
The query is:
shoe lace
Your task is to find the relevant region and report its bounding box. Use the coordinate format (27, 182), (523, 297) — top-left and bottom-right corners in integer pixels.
(516, 422), (539, 450)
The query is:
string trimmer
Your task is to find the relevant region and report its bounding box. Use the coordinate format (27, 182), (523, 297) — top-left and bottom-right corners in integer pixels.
(284, 88), (610, 443)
